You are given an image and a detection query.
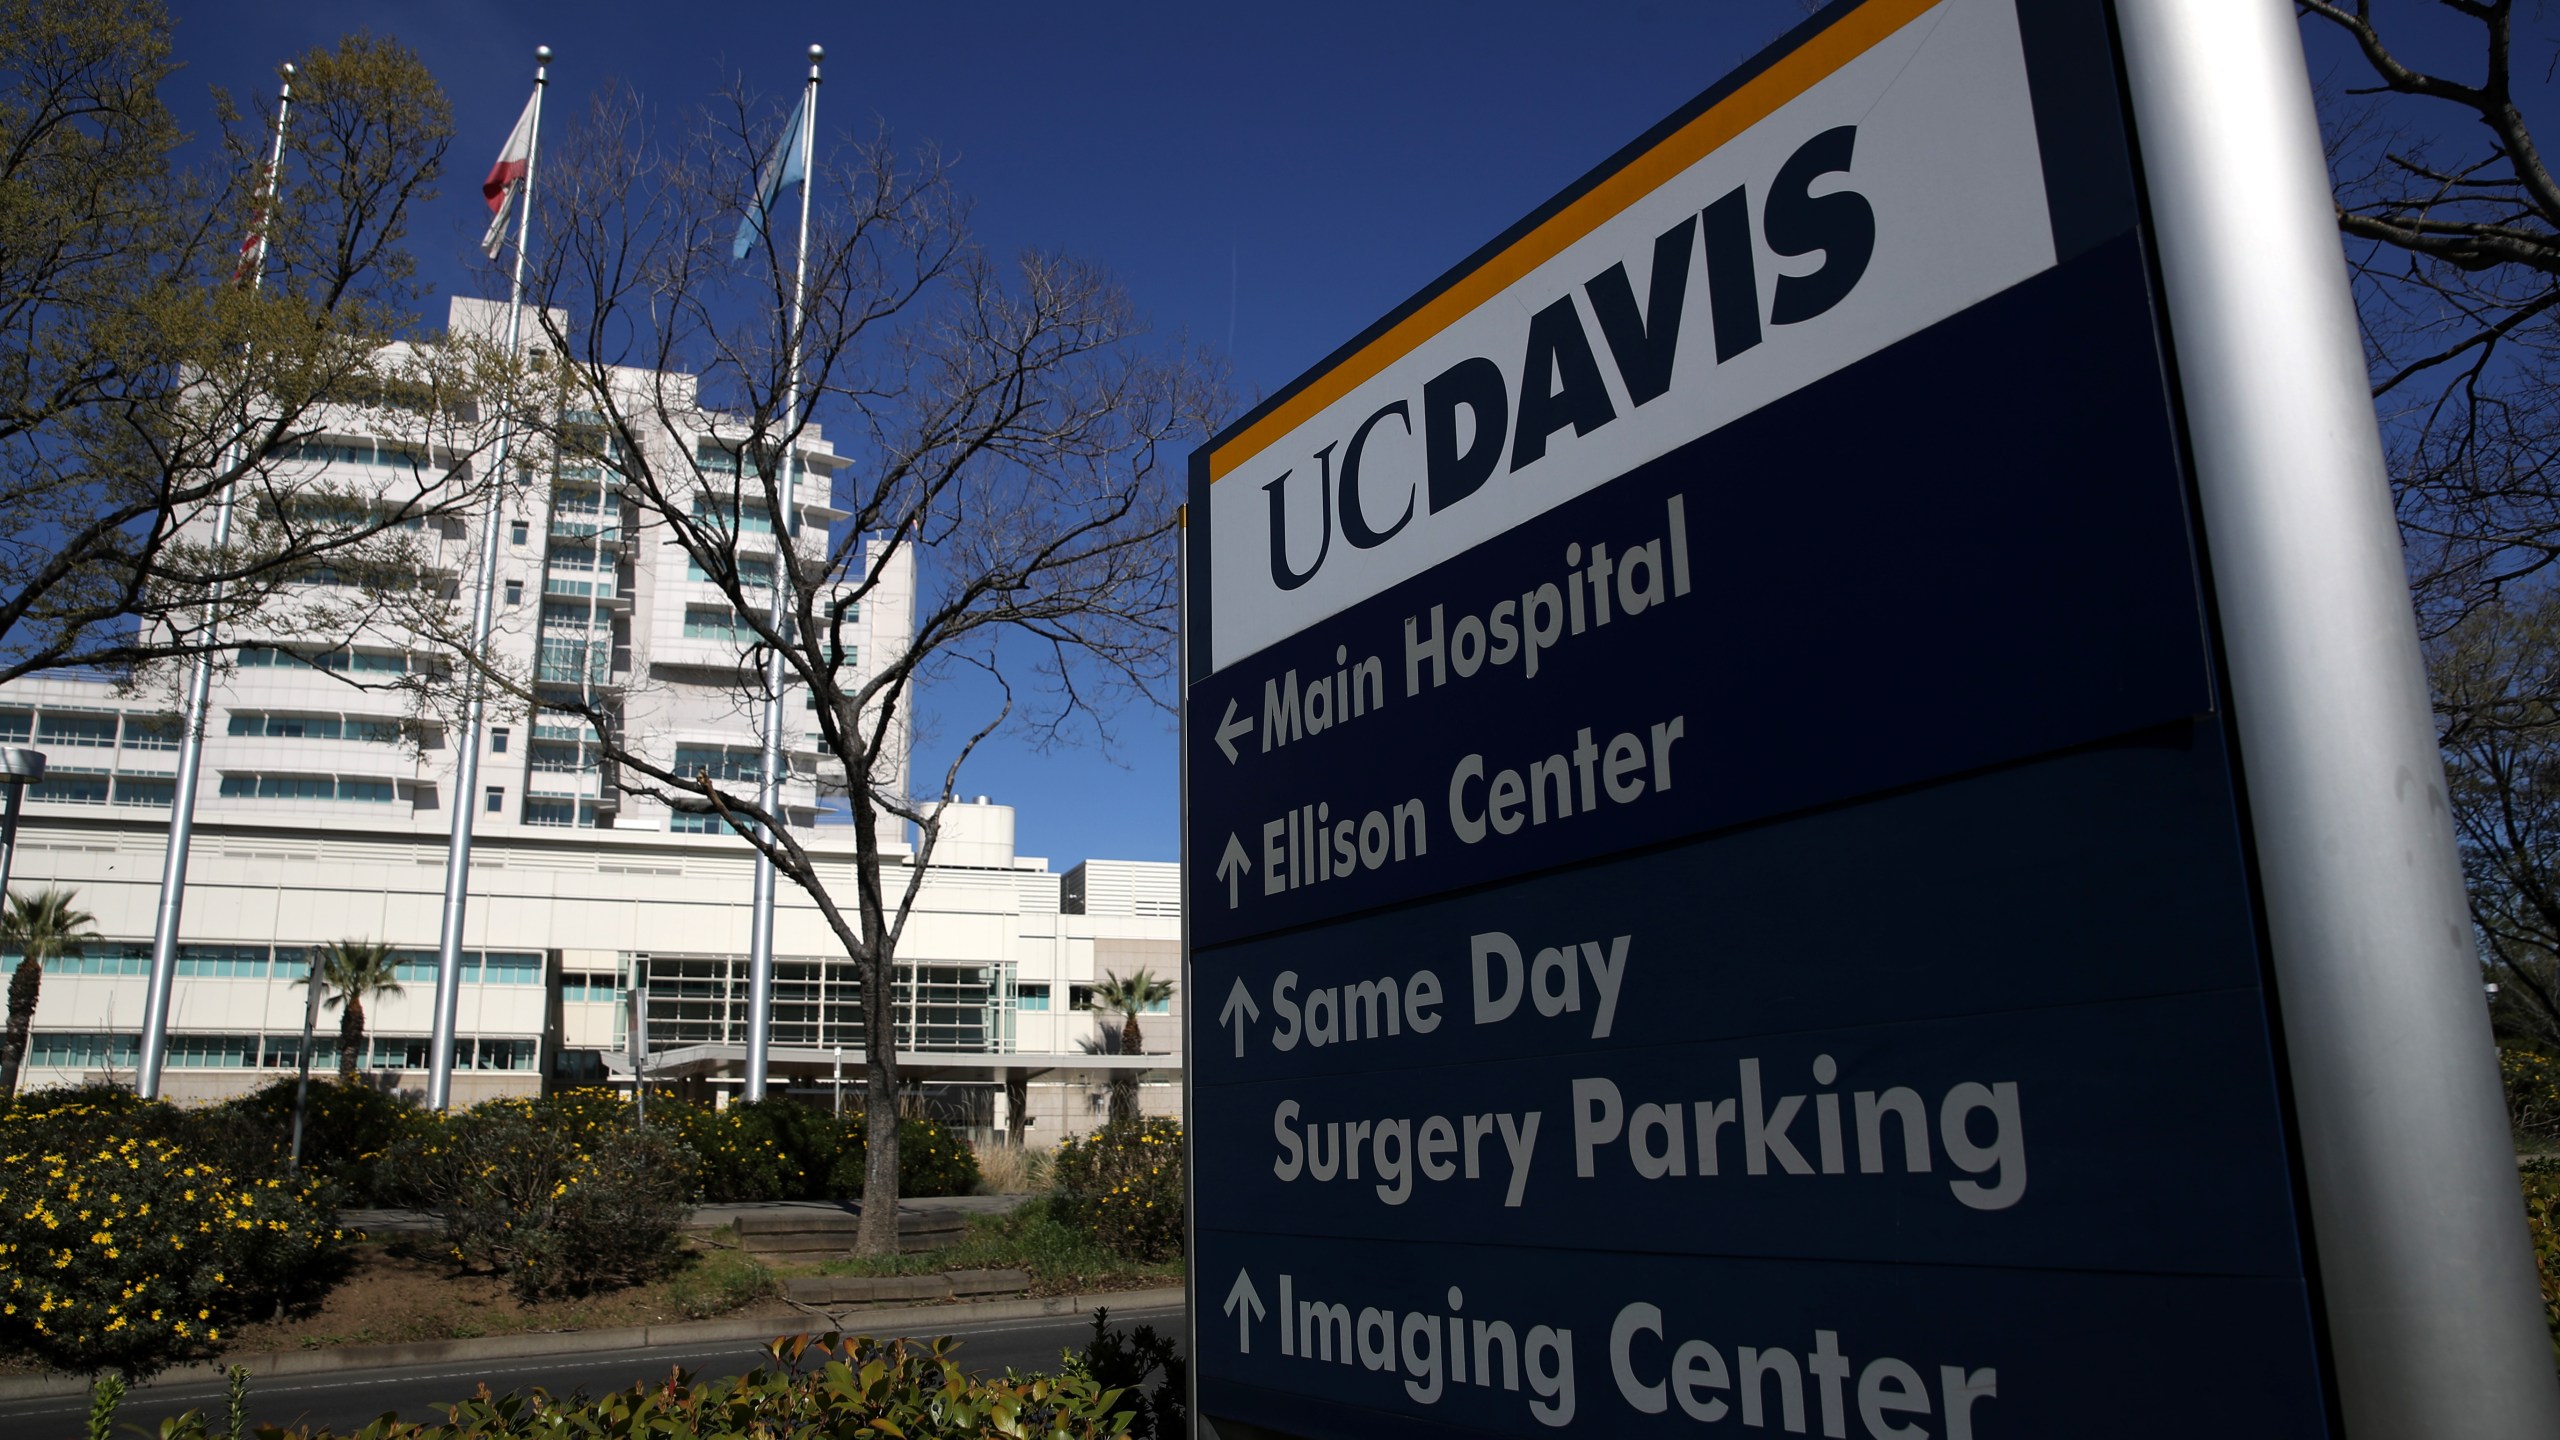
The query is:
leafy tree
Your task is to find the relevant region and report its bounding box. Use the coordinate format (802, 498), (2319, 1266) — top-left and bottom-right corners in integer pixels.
(0, 886), (98, 1098)
(0, 2), (505, 687)
(2433, 592), (2560, 1049)
(295, 939), (403, 1085)
(405, 86), (1218, 1253)
(1089, 969), (1173, 1126)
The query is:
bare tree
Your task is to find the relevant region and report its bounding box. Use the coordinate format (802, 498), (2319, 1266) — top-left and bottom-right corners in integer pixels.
(0, 5), (505, 687)
(2302, 0), (2560, 628)
(429, 88), (1217, 1254)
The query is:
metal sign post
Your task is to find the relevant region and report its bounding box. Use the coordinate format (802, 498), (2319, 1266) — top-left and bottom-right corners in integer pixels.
(626, 984), (649, 1126)
(1178, 1), (2559, 1435)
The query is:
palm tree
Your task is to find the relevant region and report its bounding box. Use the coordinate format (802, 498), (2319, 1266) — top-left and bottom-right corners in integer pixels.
(0, 887), (101, 1099)
(1090, 968), (1175, 1127)
(296, 940), (404, 1085)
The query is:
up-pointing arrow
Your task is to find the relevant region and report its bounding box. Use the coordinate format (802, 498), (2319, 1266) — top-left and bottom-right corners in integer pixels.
(1215, 698), (1255, 765)
(1223, 1268), (1266, 1354)
(1215, 833), (1251, 909)
(1218, 976), (1261, 1059)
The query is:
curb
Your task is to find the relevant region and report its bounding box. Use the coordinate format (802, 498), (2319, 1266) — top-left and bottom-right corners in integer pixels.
(0, 1286), (1186, 1403)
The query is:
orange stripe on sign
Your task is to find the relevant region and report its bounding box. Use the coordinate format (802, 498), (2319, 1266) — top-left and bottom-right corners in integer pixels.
(1207, 0), (1943, 484)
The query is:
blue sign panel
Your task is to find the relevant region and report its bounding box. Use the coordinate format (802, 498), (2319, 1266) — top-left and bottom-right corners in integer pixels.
(1182, 1), (2332, 1436)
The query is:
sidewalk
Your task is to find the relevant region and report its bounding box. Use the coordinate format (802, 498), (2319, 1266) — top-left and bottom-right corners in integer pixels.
(0, 1284), (1185, 1403)
(339, 1192), (1034, 1238)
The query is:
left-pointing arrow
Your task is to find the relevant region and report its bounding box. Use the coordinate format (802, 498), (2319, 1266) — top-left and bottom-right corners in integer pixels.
(1223, 1268), (1266, 1353)
(1215, 697), (1254, 764)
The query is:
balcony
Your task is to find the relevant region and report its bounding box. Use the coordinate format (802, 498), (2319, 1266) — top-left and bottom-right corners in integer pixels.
(547, 517), (624, 547)
(543, 574), (630, 609)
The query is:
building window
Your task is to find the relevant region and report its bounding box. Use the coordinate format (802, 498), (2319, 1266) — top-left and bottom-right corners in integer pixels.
(667, 810), (729, 834)
(682, 606), (754, 642)
(485, 786), (504, 813)
(685, 555), (775, 589)
(1017, 984), (1050, 1012)
(688, 493), (775, 535)
(176, 946), (272, 979)
(522, 796), (596, 828)
(509, 520), (529, 545)
(491, 727), (510, 754)
(112, 776), (173, 808)
(504, 579), (523, 605)
(35, 713), (118, 747)
(121, 715), (181, 750)
(216, 773), (397, 803)
(235, 646), (408, 675)
(31, 771), (110, 805)
(672, 743), (761, 783)
(225, 713), (402, 743)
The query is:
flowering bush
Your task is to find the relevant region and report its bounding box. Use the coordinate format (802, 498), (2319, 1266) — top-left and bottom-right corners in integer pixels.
(2504, 1048), (2560, 1139)
(1050, 1119), (1183, 1262)
(150, 1332), (1132, 1439)
(391, 1096), (691, 1301)
(644, 1098), (811, 1203)
(643, 1098), (981, 1202)
(828, 1113), (983, 1201)
(223, 1076), (427, 1205)
(0, 1101), (342, 1380)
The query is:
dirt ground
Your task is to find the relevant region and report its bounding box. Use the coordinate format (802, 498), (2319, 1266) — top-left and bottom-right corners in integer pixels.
(211, 1243), (787, 1354)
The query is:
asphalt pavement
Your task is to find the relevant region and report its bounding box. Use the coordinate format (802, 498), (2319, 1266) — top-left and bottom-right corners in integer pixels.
(0, 1302), (1184, 1438)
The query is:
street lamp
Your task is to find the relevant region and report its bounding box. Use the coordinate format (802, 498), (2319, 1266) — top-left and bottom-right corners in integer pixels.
(0, 746), (46, 906)
(832, 1047), (845, 1119)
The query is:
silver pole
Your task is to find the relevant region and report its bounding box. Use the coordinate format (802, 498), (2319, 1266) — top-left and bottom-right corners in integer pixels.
(139, 63), (296, 1101)
(0, 748), (42, 906)
(744, 44), (822, 1103)
(286, 944), (323, 1172)
(2117, 4), (2560, 1433)
(430, 45), (550, 1112)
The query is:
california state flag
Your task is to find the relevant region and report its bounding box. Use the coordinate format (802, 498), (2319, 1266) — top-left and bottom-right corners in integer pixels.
(480, 93), (538, 258)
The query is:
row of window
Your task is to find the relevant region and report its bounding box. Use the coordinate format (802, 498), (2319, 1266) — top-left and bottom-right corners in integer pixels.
(1011, 984), (1169, 1014)
(218, 773), (399, 803)
(236, 645), (413, 675)
(226, 712), (404, 743)
(0, 710), (180, 750)
(24, 1031), (537, 1071)
(20, 769), (170, 808)
(275, 439), (429, 470)
(681, 605), (755, 642)
(1, 944), (543, 985)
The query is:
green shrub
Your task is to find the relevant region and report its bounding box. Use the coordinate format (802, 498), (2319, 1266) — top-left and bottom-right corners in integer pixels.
(147, 1332), (1133, 1439)
(222, 1077), (426, 1204)
(0, 1101), (344, 1380)
(1063, 1307), (1187, 1440)
(2524, 1158), (2560, 1360)
(392, 1096), (691, 1301)
(827, 1112), (983, 1199)
(641, 1098), (982, 1202)
(662, 1243), (777, 1321)
(2504, 1048), (2560, 1140)
(1051, 1119), (1183, 1262)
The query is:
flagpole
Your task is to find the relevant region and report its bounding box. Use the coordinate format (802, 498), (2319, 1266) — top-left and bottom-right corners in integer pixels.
(743, 43), (821, 1103)
(138, 61), (296, 1101)
(429, 44), (550, 1112)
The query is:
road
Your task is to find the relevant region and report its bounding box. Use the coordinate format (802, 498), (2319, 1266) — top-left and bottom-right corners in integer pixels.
(0, 1303), (1183, 1438)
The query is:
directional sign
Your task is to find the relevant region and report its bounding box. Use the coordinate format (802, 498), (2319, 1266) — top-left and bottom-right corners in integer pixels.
(1181, 2), (2379, 1437)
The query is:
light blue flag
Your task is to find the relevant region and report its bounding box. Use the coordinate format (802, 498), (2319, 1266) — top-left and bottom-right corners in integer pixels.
(733, 89), (809, 260)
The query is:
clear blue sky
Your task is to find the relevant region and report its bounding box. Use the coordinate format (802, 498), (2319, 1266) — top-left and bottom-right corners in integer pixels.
(155, 1), (2513, 868)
